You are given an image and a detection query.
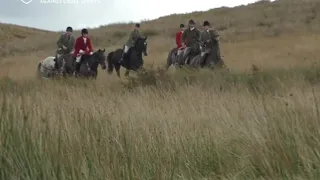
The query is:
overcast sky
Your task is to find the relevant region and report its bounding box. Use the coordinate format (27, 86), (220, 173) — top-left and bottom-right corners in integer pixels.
(0, 0), (261, 31)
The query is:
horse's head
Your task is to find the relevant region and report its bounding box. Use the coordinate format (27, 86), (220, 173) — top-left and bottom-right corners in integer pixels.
(93, 49), (107, 70)
(201, 39), (217, 54)
(135, 36), (148, 56)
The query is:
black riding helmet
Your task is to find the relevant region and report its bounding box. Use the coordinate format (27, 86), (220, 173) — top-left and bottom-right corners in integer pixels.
(135, 23), (140, 28)
(81, 28), (88, 34)
(66, 26), (73, 32)
(188, 19), (195, 25)
(203, 21), (210, 27)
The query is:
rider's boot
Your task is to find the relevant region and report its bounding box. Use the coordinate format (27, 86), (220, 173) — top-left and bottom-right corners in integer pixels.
(120, 45), (130, 63)
(200, 53), (208, 67)
(119, 51), (127, 63)
(74, 62), (81, 76)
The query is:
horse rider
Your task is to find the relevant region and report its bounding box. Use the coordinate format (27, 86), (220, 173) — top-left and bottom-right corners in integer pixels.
(175, 24), (185, 56)
(73, 28), (94, 75)
(181, 19), (201, 64)
(55, 26), (75, 67)
(199, 20), (222, 64)
(176, 24), (185, 49)
(120, 23), (141, 63)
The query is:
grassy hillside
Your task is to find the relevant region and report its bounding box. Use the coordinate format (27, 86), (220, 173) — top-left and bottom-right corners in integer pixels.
(1, 0), (320, 179)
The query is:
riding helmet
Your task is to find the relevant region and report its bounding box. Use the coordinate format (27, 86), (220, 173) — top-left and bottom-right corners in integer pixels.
(81, 28), (88, 34)
(180, 24), (185, 28)
(188, 19), (195, 25)
(135, 23), (140, 28)
(203, 21), (210, 27)
(66, 26), (73, 32)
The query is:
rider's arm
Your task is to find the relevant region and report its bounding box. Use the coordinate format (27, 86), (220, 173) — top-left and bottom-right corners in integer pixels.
(211, 29), (220, 41)
(67, 37), (75, 51)
(196, 29), (201, 41)
(181, 31), (186, 46)
(87, 38), (94, 52)
(175, 32), (179, 46)
(74, 38), (81, 54)
(131, 30), (139, 45)
(56, 34), (63, 48)
(199, 31), (204, 42)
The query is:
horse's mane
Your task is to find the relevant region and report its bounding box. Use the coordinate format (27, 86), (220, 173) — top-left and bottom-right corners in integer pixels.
(82, 50), (101, 64)
(203, 39), (217, 49)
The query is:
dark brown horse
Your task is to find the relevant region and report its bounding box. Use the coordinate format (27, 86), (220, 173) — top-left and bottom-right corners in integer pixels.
(59, 49), (107, 79)
(107, 37), (148, 77)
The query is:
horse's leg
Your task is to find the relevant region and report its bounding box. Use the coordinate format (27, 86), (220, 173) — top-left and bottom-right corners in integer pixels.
(125, 69), (130, 77)
(115, 64), (121, 77)
(165, 61), (171, 70)
(91, 73), (96, 80)
(94, 71), (98, 79)
(166, 53), (173, 70)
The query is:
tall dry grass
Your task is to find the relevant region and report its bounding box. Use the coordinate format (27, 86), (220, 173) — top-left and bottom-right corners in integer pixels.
(1, 68), (320, 179)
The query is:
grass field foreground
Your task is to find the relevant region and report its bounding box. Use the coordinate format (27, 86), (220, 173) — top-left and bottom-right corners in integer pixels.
(1, 68), (320, 179)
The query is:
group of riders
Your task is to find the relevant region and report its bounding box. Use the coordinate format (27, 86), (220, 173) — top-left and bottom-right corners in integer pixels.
(174, 19), (222, 67)
(53, 19), (222, 76)
(54, 23), (142, 76)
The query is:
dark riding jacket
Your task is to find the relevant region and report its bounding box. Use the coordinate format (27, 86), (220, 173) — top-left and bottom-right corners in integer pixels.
(199, 29), (219, 43)
(181, 27), (201, 53)
(126, 29), (141, 47)
(56, 33), (75, 55)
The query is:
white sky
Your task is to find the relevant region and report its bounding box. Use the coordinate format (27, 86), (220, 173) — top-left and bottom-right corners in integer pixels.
(0, 0), (263, 31)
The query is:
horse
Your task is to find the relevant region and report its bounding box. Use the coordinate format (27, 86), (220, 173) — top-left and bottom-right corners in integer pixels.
(189, 39), (225, 69)
(61, 49), (107, 79)
(37, 56), (59, 79)
(107, 37), (148, 77)
(165, 43), (200, 70)
(165, 47), (178, 69)
(52, 53), (69, 76)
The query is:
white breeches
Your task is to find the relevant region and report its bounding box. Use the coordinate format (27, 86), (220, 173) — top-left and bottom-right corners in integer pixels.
(177, 49), (183, 56)
(76, 55), (82, 62)
(124, 45), (129, 53)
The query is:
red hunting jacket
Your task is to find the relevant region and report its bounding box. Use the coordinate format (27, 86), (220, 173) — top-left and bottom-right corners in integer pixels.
(73, 36), (94, 57)
(175, 31), (183, 48)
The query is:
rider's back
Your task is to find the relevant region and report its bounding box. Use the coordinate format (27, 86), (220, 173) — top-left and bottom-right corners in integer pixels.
(182, 28), (200, 47)
(200, 29), (219, 43)
(56, 33), (75, 54)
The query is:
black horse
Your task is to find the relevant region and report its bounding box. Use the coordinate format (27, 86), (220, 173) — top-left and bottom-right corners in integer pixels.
(107, 37), (148, 77)
(61, 49), (107, 79)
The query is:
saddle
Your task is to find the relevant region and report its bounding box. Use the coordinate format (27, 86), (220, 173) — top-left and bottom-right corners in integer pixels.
(175, 47), (185, 56)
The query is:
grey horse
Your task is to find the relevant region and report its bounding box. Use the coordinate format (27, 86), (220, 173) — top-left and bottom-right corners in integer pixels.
(37, 56), (59, 79)
(165, 43), (200, 69)
(107, 37), (148, 77)
(189, 40), (223, 69)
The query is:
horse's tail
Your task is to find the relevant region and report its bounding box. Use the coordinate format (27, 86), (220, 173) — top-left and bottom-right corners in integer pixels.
(166, 47), (177, 69)
(107, 51), (114, 74)
(36, 61), (42, 78)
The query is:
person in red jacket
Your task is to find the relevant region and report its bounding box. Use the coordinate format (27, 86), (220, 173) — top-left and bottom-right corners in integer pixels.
(176, 24), (185, 48)
(73, 28), (94, 75)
